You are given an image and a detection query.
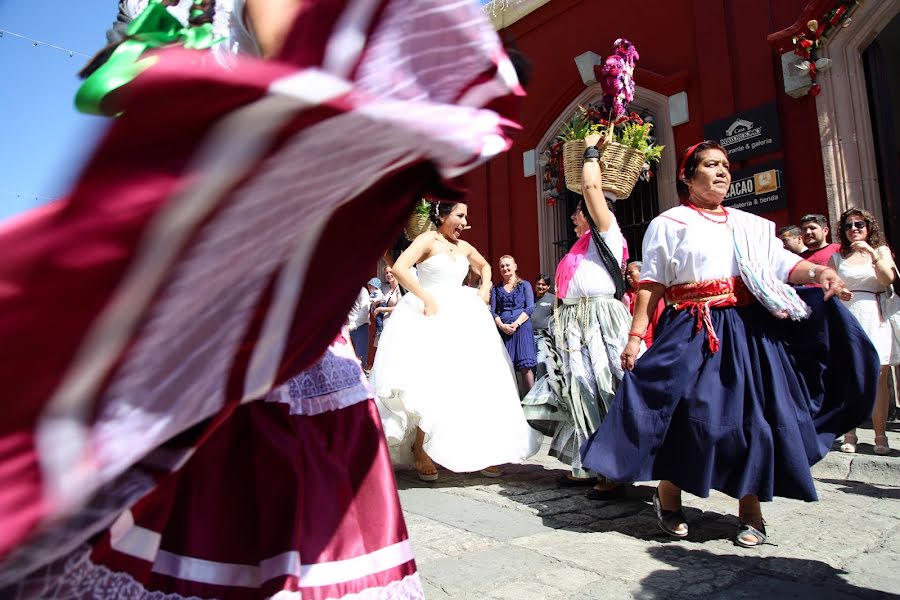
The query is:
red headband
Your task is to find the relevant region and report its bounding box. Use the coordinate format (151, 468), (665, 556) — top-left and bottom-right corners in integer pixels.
(678, 142), (705, 181)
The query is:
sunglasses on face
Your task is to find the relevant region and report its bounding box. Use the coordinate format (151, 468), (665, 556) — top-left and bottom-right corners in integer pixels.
(843, 221), (866, 231)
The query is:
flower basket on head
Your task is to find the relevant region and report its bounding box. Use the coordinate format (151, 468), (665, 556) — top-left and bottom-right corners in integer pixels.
(563, 136), (647, 199)
(554, 39), (664, 201)
(405, 199), (435, 240)
(599, 140), (648, 199)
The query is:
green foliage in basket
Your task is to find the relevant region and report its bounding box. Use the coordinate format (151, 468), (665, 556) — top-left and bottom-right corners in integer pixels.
(555, 109), (601, 142)
(616, 120), (664, 164)
(553, 106), (663, 164)
(413, 198), (432, 216)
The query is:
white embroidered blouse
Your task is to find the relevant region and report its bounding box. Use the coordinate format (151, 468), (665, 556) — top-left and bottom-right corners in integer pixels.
(640, 205), (802, 287)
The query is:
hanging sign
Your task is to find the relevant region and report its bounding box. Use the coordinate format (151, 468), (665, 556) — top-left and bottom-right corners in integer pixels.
(704, 102), (782, 161)
(723, 160), (786, 215)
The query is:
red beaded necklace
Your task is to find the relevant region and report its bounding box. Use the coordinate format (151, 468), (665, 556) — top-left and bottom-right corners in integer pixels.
(684, 199), (729, 224)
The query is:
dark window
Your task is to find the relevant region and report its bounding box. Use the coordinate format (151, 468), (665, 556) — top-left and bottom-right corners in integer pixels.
(615, 162), (660, 261)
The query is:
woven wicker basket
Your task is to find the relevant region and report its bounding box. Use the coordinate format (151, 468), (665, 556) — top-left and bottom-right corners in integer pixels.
(404, 211), (435, 240)
(562, 138), (647, 200)
(562, 139), (586, 194)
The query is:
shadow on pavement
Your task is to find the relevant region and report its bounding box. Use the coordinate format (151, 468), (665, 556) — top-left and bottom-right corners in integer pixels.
(395, 454), (899, 598)
(397, 461), (755, 545)
(634, 545), (898, 600)
(817, 478), (900, 500)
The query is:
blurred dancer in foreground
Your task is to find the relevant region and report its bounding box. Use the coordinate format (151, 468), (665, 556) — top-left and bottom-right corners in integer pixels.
(0, 0), (525, 596)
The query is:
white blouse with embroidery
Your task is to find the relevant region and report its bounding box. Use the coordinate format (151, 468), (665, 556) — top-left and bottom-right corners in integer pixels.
(640, 205), (801, 287)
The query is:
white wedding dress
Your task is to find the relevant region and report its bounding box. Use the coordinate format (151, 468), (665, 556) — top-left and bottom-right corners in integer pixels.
(371, 251), (543, 472)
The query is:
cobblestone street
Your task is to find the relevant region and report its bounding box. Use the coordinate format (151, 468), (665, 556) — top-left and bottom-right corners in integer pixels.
(399, 431), (900, 600)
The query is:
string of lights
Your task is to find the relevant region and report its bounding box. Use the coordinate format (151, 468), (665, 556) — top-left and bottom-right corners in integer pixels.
(0, 190), (56, 202)
(0, 29), (90, 58)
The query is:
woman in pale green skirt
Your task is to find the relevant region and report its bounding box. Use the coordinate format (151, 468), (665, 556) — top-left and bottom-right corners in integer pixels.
(523, 137), (633, 498)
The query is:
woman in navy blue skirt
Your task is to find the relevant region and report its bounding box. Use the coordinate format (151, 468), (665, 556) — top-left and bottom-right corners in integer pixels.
(492, 255), (538, 393)
(580, 140), (879, 547)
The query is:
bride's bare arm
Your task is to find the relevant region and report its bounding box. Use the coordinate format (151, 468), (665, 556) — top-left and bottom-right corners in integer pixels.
(393, 233), (439, 315)
(462, 242), (492, 304)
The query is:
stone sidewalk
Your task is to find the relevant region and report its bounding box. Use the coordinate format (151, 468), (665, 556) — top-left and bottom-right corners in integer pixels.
(398, 434), (900, 599)
(813, 424), (900, 486)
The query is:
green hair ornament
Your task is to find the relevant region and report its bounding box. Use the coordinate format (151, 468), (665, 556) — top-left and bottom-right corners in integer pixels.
(75, 0), (221, 116)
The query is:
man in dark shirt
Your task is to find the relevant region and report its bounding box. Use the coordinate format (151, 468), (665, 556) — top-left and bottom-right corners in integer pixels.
(799, 214), (840, 266)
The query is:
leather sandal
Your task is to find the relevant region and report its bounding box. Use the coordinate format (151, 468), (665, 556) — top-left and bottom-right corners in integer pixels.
(587, 485), (627, 501)
(734, 522), (768, 548)
(840, 433), (858, 454)
(414, 447), (438, 481)
(416, 468), (438, 482)
(556, 474), (598, 487)
(652, 490), (688, 538)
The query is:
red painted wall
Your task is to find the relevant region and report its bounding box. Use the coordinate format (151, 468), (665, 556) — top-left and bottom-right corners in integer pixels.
(464, 0), (828, 283)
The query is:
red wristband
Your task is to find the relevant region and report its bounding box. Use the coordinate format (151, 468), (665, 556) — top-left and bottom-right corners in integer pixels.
(628, 331), (647, 341)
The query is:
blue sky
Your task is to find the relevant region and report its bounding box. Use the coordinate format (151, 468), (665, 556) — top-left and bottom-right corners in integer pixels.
(0, 1), (113, 221)
(0, 1), (496, 222)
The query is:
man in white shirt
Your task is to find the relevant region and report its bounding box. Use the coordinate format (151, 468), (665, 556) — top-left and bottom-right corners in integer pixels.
(347, 287), (371, 366)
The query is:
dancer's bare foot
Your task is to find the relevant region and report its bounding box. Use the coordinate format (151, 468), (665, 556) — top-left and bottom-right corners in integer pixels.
(412, 427), (438, 481)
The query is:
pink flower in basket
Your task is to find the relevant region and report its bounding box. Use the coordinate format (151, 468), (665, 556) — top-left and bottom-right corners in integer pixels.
(600, 38), (639, 118)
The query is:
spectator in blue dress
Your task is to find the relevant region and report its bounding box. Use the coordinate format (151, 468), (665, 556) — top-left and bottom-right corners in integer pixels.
(491, 255), (537, 393)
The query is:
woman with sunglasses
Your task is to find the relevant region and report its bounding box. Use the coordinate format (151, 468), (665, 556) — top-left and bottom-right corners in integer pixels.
(829, 208), (899, 456)
(579, 140), (879, 548)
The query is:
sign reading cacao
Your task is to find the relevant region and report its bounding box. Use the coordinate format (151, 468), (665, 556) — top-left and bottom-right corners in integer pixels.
(704, 102), (782, 161)
(723, 160), (787, 215)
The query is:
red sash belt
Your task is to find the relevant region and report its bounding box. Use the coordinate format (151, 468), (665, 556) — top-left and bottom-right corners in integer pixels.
(665, 277), (755, 353)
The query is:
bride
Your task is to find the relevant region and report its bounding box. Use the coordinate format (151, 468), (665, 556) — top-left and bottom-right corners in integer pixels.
(371, 201), (542, 480)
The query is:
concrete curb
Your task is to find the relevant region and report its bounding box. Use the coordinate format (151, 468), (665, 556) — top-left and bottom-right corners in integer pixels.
(812, 426), (900, 486)
(813, 450), (900, 486)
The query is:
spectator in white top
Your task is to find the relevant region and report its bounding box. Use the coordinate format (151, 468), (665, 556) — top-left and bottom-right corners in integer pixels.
(347, 287), (371, 365)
